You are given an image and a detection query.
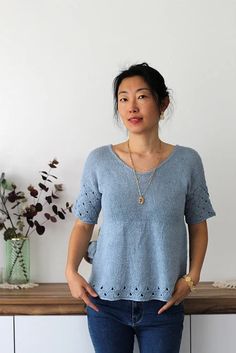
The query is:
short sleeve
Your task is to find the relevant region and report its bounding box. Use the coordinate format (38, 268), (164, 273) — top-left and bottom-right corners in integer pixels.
(72, 150), (102, 224)
(184, 151), (216, 225)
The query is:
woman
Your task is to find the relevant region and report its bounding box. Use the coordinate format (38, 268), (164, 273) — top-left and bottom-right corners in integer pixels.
(65, 62), (216, 353)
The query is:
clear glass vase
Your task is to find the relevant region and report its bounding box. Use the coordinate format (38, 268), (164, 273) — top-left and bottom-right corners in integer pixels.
(5, 237), (30, 284)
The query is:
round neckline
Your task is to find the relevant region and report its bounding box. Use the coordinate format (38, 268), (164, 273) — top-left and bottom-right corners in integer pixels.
(108, 144), (180, 175)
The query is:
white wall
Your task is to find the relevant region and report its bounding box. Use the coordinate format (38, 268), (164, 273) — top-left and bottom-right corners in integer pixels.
(0, 0), (235, 283)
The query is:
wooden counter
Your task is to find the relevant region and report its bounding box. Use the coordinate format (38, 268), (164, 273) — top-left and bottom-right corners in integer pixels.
(0, 282), (236, 315)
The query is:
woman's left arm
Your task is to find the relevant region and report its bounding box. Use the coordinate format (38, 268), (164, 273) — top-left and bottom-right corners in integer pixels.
(187, 220), (208, 285)
(157, 221), (208, 314)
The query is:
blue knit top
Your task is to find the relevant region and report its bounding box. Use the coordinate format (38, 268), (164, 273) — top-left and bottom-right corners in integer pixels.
(73, 144), (216, 302)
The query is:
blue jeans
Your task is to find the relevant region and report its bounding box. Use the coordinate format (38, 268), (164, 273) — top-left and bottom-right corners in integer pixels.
(86, 295), (184, 353)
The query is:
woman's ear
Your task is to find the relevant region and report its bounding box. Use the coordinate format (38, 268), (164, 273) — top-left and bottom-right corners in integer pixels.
(160, 96), (170, 112)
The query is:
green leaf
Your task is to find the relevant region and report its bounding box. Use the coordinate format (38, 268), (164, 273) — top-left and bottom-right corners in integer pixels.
(28, 185), (38, 198)
(1, 179), (15, 191)
(4, 228), (16, 241)
(54, 184), (63, 192)
(34, 220), (45, 235)
(52, 205), (58, 215)
(11, 201), (21, 210)
(58, 211), (65, 220)
(38, 183), (49, 192)
(49, 159), (59, 168)
(49, 174), (57, 179)
(51, 192), (59, 199)
(35, 203), (43, 212)
(27, 218), (34, 228)
(16, 220), (25, 232)
(45, 195), (52, 204)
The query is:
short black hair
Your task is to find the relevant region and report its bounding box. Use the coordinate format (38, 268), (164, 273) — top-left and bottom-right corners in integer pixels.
(112, 62), (172, 124)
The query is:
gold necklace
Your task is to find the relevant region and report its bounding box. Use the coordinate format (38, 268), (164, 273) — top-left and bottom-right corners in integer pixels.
(127, 140), (162, 205)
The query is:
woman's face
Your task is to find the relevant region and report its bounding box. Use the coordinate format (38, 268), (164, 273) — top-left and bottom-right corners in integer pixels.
(117, 75), (162, 133)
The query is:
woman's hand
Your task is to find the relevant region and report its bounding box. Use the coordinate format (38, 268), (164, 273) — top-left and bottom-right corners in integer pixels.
(67, 272), (100, 312)
(157, 277), (191, 315)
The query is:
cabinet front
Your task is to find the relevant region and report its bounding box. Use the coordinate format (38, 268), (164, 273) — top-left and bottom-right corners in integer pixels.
(192, 314), (236, 353)
(15, 315), (190, 353)
(15, 315), (94, 353)
(0, 316), (14, 353)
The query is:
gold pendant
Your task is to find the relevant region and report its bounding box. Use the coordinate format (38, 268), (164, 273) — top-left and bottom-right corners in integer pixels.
(138, 196), (145, 204)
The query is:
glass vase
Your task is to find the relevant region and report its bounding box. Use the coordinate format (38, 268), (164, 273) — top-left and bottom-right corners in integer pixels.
(5, 237), (30, 284)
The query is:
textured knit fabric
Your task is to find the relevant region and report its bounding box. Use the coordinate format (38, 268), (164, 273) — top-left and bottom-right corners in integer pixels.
(73, 144), (216, 302)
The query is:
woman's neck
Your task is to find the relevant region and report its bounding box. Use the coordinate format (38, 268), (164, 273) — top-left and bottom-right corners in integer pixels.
(126, 135), (163, 155)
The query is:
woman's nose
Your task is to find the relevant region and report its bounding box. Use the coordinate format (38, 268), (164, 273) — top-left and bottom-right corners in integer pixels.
(128, 100), (139, 112)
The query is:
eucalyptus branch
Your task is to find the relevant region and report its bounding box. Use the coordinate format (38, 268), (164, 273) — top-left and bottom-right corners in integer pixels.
(1, 160), (72, 284)
(25, 220), (32, 238)
(24, 165), (54, 237)
(26, 203), (70, 237)
(0, 194), (17, 236)
(35, 167), (53, 205)
(1, 159), (72, 241)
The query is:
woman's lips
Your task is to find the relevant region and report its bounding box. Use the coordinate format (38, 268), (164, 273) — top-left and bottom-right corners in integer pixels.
(128, 118), (143, 124)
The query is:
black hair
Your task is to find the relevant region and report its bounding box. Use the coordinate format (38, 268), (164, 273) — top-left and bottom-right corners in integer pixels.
(112, 62), (173, 124)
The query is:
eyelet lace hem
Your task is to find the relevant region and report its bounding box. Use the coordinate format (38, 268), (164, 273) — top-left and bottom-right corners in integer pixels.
(90, 283), (172, 301)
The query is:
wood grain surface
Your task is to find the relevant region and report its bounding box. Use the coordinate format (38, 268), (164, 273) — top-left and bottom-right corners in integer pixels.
(0, 282), (236, 315)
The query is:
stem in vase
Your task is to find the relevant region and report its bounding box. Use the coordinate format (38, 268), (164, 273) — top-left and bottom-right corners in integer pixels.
(7, 238), (29, 283)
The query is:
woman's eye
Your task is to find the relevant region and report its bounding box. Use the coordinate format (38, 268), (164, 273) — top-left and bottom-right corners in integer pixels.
(119, 95), (146, 102)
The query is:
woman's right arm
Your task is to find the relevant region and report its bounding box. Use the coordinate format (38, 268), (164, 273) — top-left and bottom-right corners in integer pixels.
(65, 219), (99, 312)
